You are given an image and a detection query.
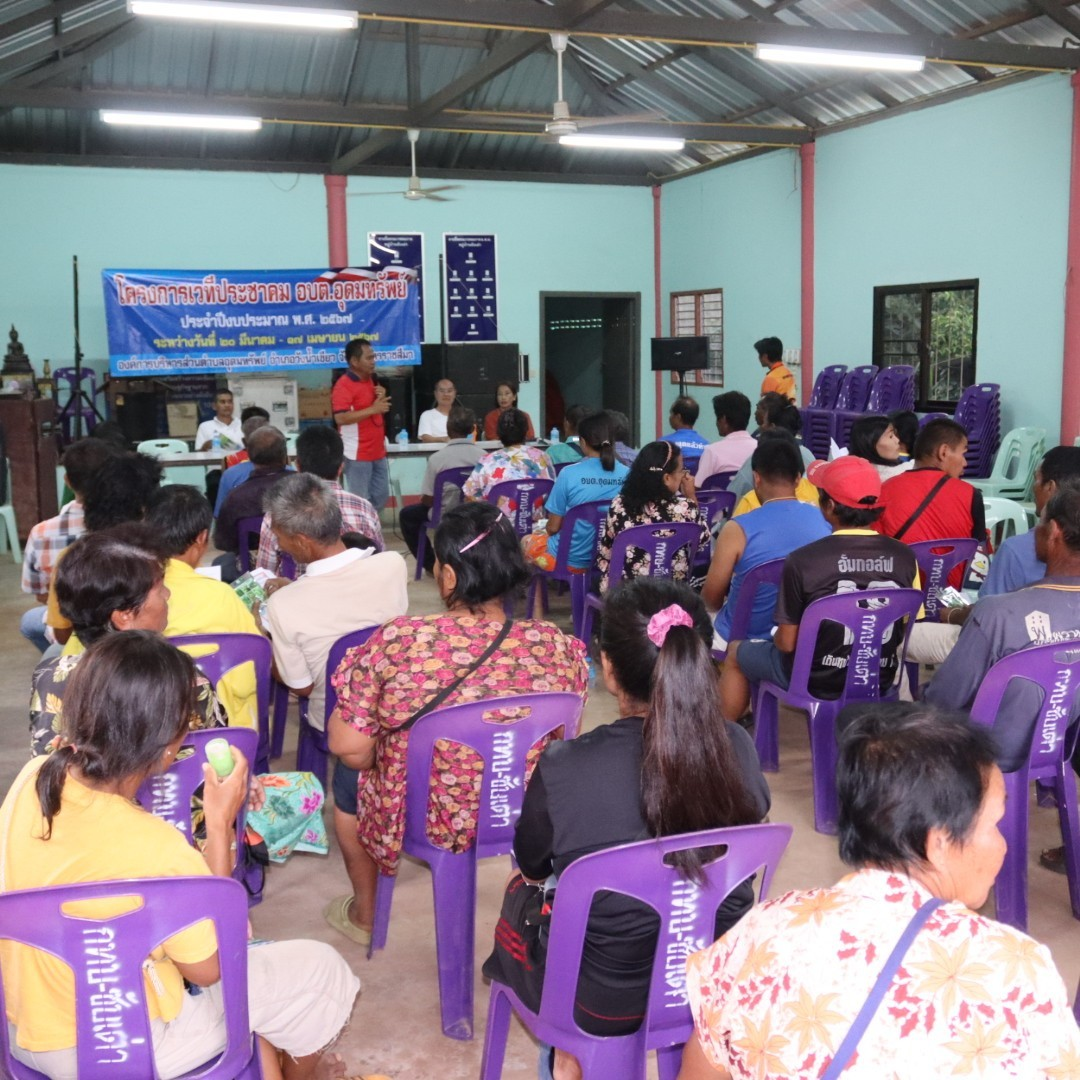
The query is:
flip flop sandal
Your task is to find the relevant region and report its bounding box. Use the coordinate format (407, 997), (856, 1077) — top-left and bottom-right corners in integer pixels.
(1039, 846), (1068, 875)
(323, 894), (372, 946)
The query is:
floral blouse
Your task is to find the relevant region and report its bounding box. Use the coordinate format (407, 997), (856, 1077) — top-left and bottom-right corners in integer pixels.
(596, 494), (710, 593)
(331, 614), (587, 876)
(462, 445), (555, 501)
(686, 868), (1080, 1079)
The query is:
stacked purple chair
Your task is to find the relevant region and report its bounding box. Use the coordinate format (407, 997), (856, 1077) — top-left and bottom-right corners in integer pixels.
(823, 365), (878, 451)
(866, 364), (916, 414)
(800, 364), (848, 460)
(953, 383), (1001, 479)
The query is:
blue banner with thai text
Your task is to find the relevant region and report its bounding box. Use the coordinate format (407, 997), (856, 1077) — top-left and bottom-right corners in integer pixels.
(368, 233), (425, 341)
(443, 234), (498, 342)
(102, 267), (421, 377)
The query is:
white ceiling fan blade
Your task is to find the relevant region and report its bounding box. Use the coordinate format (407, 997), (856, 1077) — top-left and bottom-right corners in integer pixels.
(574, 111), (666, 129)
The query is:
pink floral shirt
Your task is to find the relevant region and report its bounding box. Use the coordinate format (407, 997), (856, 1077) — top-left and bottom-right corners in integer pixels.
(687, 868), (1080, 1079)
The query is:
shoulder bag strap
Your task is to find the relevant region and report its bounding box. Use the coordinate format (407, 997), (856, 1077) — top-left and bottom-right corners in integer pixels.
(893, 474), (949, 541)
(397, 618), (514, 734)
(821, 897), (944, 1079)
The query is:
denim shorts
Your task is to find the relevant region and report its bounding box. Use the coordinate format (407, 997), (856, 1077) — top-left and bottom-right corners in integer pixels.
(332, 759), (360, 816)
(735, 639), (791, 689)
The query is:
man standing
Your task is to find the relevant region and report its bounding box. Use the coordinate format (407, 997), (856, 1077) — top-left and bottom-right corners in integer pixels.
(695, 392), (756, 487)
(195, 388), (243, 451)
(332, 338), (390, 510)
(400, 407), (484, 574)
(755, 336), (796, 402)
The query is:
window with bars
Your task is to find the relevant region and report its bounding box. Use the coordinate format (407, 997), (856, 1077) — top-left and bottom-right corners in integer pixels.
(670, 289), (724, 386)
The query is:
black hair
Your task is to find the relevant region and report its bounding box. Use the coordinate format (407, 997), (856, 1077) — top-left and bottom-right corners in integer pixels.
(433, 502), (529, 611)
(848, 415), (900, 467)
(447, 406), (476, 440)
(887, 410), (919, 457)
(758, 392), (802, 435)
(837, 703), (998, 872)
(494, 380), (518, 403)
(296, 424), (344, 480)
(144, 485), (212, 556)
(712, 391), (751, 432)
(1045, 482), (1080, 551)
(61, 439), (120, 497)
(564, 404), (596, 433)
(345, 337), (373, 362)
(819, 490), (885, 528)
(578, 412), (617, 472)
(913, 417), (968, 462)
(82, 452), (163, 532)
(342, 531), (377, 551)
(247, 425), (287, 467)
(35, 631), (198, 838)
(88, 421), (132, 452)
(1041, 446), (1080, 486)
(600, 579), (761, 883)
(669, 396), (699, 427)
(754, 336), (783, 363)
(240, 405), (270, 423)
(214, 388), (233, 401)
(606, 411), (632, 445)
(750, 432), (803, 484)
(620, 441), (681, 518)
(55, 525), (166, 647)
(496, 407), (529, 447)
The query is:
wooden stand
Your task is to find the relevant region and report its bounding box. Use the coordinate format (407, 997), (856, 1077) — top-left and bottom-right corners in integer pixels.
(0, 398), (58, 540)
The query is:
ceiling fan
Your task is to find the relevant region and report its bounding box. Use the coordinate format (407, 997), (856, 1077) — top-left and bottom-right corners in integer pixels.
(350, 128), (459, 201)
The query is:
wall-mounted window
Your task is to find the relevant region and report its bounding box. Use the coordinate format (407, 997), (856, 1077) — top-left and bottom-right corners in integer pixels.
(670, 289), (723, 386)
(872, 279), (978, 412)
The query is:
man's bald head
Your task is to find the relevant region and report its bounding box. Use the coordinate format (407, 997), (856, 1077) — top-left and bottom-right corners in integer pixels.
(247, 425), (288, 467)
(242, 416), (269, 444)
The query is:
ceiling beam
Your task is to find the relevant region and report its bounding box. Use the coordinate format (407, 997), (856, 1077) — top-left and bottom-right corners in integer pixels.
(404, 22), (421, 111)
(2, 18), (144, 89)
(0, 0), (101, 44)
(1028, 0), (1080, 39)
(0, 9), (133, 82)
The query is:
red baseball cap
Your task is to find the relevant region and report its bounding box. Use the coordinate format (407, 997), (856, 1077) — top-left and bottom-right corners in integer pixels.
(806, 456), (884, 510)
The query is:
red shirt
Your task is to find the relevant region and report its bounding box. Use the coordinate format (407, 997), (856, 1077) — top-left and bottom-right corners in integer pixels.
(332, 371), (386, 462)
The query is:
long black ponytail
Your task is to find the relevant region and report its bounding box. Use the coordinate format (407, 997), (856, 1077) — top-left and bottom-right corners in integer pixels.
(578, 413), (617, 472)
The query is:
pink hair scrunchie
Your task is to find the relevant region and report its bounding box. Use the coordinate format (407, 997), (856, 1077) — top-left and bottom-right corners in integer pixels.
(646, 603), (694, 647)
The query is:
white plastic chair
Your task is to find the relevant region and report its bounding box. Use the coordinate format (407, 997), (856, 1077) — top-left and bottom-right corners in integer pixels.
(137, 438), (207, 489)
(0, 462), (19, 563)
(970, 427), (1045, 501)
(285, 432), (299, 455)
(137, 438), (191, 457)
(984, 496), (1030, 549)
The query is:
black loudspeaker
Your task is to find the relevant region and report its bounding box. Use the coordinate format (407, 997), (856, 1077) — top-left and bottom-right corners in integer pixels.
(651, 336), (708, 373)
(116, 391), (159, 443)
(377, 374), (416, 442)
(416, 343), (521, 425)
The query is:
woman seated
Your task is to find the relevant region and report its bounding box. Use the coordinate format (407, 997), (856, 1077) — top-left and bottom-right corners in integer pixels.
(848, 414), (913, 481)
(326, 502), (588, 945)
(483, 380), (535, 441)
(483, 578), (769, 1080)
(1, 632), (361, 1080)
(596, 440), (710, 593)
(679, 703), (1080, 1079)
(522, 412), (629, 573)
(888, 408), (920, 462)
(463, 407), (554, 506)
(30, 524), (224, 757)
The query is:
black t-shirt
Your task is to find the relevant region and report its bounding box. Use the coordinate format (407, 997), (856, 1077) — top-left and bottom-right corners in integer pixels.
(775, 529), (919, 699)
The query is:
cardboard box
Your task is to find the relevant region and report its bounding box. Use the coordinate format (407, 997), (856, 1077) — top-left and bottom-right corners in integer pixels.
(299, 387), (332, 420)
(229, 377), (300, 434)
(166, 401), (199, 438)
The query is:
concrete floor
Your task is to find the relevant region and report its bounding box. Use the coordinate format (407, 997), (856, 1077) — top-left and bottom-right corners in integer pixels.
(0, 527), (1077, 1079)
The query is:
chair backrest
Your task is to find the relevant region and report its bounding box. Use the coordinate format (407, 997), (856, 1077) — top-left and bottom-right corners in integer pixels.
(52, 366), (96, 391)
(807, 364), (848, 409)
(681, 454), (701, 478)
(136, 438), (190, 457)
(548, 498), (612, 579)
(403, 692), (585, 860)
(969, 641), (1080, 778)
(787, 588), (924, 700)
(538, 823), (792, 1047)
(487, 478), (555, 539)
(867, 364), (915, 413)
(235, 515), (263, 574)
(983, 496), (1030, 548)
(835, 365), (878, 411)
(986, 426), (1046, 493)
(605, 522), (703, 585)
(726, 557), (786, 643)
(954, 382), (1001, 432)
(698, 469), (736, 491)
(430, 465), (475, 526)
(0, 876), (254, 1079)
(324, 625), (379, 724)
(695, 489), (736, 530)
(284, 432), (299, 454)
(906, 538), (978, 619)
(553, 460), (578, 476)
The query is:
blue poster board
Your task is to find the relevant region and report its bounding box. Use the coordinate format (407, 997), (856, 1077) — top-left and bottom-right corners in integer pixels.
(368, 233), (425, 341)
(443, 234), (498, 342)
(102, 267), (421, 377)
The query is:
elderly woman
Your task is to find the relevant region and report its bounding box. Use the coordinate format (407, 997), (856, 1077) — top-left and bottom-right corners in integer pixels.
(463, 406), (554, 501)
(325, 502), (587, 945)
(678, 703), (1080, 1079)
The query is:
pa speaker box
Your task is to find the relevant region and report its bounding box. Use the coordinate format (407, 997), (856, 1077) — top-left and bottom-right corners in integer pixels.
(379, 374), (416, 442)
(418, 343), (521, 425)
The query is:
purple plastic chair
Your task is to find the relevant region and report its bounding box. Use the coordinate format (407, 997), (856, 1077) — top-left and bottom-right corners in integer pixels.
(291, 625), (379, 789)
(694, 489), (736, 530)
(807, 364), (848, 408)
(136, 726), (262, 904)
(480, 823), (792, 1080)
(697, 469), (736, 491)
(753, 588), (923, 834)
(828, 365), (879, 450)
(235, 515), (264, 574)
(0, 876), (260, 1079)
(866, 364), (916, 413)
(554, 460), (579, 476)
(368, 692), (585, 1040)
(525, 499), (612, 638)
(802, 364), (850, 460)
(954, 383), (1001, 479)
(711, 556), (786, 663)
(903, 537), (978, 697)
(681, 454), (701, 478)
(169, 633), (273, 776)
(968, 641), (1080, 932)
(486, 477), (555, 539)
(415, 465), (475, 581)
(581, 522), (703, 643)
(53, 366), (100, 445)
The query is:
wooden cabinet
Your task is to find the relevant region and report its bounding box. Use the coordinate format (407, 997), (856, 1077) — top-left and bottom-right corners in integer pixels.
(0, 398), (59, 540)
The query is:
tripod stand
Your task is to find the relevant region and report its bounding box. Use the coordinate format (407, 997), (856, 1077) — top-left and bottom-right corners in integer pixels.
(55, 256), (105, 442)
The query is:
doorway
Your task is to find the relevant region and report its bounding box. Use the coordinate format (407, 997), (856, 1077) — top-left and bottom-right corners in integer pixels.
(540, 293), (640, 444)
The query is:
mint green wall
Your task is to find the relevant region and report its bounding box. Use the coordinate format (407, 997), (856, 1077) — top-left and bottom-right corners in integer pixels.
(0, 165), (653, 439)
(659, 150), (802, 437)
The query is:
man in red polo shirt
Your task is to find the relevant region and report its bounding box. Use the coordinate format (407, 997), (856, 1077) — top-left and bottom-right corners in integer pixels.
(331, 337), (391, 510)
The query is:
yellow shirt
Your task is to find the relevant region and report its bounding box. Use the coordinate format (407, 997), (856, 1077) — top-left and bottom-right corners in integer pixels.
(760, 362), (796, 401)
(0, 757), (216, 1052)
(44, 548), (70, 631)
(164, 559), (261, 729)
(734, 477), (820, 516)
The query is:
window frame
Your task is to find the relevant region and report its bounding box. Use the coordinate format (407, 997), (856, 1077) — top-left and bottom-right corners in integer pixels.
(669, 288), (724, 387)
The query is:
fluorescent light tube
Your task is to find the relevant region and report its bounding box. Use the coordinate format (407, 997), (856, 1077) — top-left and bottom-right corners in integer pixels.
(559, 133), (685, 152)
(128, 0), (357, 30)
(100, 110), (262, 131)
(754, 43), (924, 72)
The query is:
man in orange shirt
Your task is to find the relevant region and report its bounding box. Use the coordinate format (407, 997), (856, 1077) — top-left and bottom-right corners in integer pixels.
(756, 336), (796, 402)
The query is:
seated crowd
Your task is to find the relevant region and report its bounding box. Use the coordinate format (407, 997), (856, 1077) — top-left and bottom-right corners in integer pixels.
(4, 359), (1080, 1080)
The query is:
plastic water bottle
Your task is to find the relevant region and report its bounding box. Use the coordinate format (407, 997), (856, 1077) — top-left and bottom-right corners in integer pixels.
(586, 657), (596, 685)
(395, 428), (409, 446)
(549, 426), (560, 444)
(211, 432), (222, 451)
